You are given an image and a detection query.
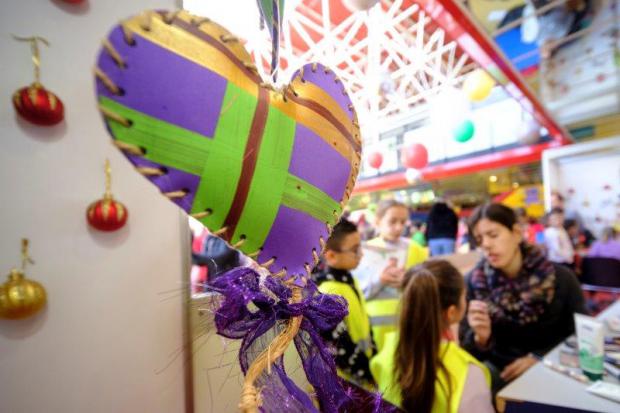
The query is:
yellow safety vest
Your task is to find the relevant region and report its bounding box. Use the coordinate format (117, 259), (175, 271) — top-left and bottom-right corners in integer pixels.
(370, 332), (491, 413)
(362, 238), (429, 352)
(318, 279), (374, 388)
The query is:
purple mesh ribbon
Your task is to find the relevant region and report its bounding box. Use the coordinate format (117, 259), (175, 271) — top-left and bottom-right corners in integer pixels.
(207, 267), (401, 413)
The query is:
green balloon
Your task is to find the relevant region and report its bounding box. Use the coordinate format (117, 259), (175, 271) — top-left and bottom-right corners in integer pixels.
(453, 120), (475, 143)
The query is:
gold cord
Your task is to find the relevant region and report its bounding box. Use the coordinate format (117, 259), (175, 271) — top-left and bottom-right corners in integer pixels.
(102, 39), (126, 68)
(12, 35), (50, 85)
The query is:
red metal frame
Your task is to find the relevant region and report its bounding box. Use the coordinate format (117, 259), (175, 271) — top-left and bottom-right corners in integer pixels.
(288, 1), (572, 194)
(293, 0), (570, 146)
(353, 141), (562, 194)
(409, 0), (571, 145)
(352, 0), (572, 194)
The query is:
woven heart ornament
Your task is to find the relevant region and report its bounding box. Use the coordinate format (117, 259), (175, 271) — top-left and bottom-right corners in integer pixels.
(94, 10), (361, 276)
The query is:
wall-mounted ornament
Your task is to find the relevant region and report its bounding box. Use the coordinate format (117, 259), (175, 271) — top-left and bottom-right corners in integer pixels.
(0, 239), (47, 320)
(12, 35), (64, 126)
(87, 159), (128, 231)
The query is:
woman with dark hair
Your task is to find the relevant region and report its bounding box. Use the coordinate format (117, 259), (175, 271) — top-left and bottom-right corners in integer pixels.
(371, 260), (494, 413)
(461, 203), (585, 393)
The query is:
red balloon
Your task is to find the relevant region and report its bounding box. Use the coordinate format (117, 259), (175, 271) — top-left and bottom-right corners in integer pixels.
(368, 151), (383, 169)
(87, 197), (129, 231)
(401, 143), (428, 169)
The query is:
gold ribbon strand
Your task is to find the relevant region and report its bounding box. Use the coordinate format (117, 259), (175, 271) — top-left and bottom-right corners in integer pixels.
(21, 238), (35, 272)
(12, 35), (50, 86)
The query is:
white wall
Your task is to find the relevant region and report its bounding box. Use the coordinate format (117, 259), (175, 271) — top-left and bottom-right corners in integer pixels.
(0, 1), (190, 412)
(542, 136), (620, 238)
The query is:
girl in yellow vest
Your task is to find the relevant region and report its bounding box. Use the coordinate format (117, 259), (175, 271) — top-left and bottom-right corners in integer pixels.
(354, 200), (428, 352)
(371, 260), (494, 413)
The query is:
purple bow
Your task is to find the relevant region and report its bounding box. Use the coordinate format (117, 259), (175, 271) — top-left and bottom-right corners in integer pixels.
(208, 267), (401, 413)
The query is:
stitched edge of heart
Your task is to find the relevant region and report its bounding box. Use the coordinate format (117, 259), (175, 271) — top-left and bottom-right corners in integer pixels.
(94, 9), (362, 280)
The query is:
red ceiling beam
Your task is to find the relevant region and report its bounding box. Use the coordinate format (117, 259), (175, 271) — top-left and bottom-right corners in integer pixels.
(353, 141), (562, 194)
(408, 0), (572, 145)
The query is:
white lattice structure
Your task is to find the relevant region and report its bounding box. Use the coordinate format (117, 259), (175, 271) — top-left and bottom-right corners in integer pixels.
(185, 0), (474, 143)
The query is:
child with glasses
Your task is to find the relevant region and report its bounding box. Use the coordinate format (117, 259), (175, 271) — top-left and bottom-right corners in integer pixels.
(313, 218), (377, 390)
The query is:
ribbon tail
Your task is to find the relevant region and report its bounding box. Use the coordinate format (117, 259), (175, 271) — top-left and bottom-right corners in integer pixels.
(257, 358), (319, 413)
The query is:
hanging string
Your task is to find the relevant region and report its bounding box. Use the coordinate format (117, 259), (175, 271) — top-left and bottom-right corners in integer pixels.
(271, 0), (282, 82)
(256, 0), (285, 82)
(12, 35), (50, 86)
(256, 0), (266, 30)
(21, 238), (34, 272)
(104, 159), (113, 199)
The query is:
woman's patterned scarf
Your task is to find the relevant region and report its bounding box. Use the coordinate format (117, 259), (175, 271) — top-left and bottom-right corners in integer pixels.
(469, 244), (556, 325)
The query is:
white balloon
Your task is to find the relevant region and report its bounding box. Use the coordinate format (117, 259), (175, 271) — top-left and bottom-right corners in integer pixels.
(405, 168), (422, 185)
(342, 0), (380, 12)
(521, 1), (540, 44)
(429, 87), (471, 133)
(518, 118), (540, 144)
(379, 71), (395, 95)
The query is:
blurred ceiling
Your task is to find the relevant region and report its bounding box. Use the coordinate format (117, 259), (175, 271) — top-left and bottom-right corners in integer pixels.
(468, 0), (527, 33)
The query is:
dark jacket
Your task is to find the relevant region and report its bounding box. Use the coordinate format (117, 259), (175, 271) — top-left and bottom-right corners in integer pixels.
(191, 234), (240, 280)
(425, 202), (458, 240)
(460, 264), (585, 369)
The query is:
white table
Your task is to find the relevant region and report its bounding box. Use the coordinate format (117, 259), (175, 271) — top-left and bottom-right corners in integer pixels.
(497, 300), (620, 413)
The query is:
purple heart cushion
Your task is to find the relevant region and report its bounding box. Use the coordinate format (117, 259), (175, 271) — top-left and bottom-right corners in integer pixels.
(94, 10), (361, 276)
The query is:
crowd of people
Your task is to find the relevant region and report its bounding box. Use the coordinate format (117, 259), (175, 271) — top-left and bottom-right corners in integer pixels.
(187, 193), (620, 412)
(311, 197), (619, 413)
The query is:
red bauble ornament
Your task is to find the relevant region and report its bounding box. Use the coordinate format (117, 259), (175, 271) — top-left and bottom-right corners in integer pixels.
(87, 160), (128, 232)
(87, 196), (128, 231)
(12, 36), (64, 126)
(13, 83), (64, 126)
(401, 143), (429, 169)
(368, 151), (383, 169)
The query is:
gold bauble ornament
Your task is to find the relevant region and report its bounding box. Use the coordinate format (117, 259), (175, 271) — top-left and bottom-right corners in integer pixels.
(0, 269), (47, 319)
(0, 239), (47, 320)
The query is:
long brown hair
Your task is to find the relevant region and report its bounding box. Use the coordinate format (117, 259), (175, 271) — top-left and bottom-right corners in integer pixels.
(396, 260), (464, 413)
